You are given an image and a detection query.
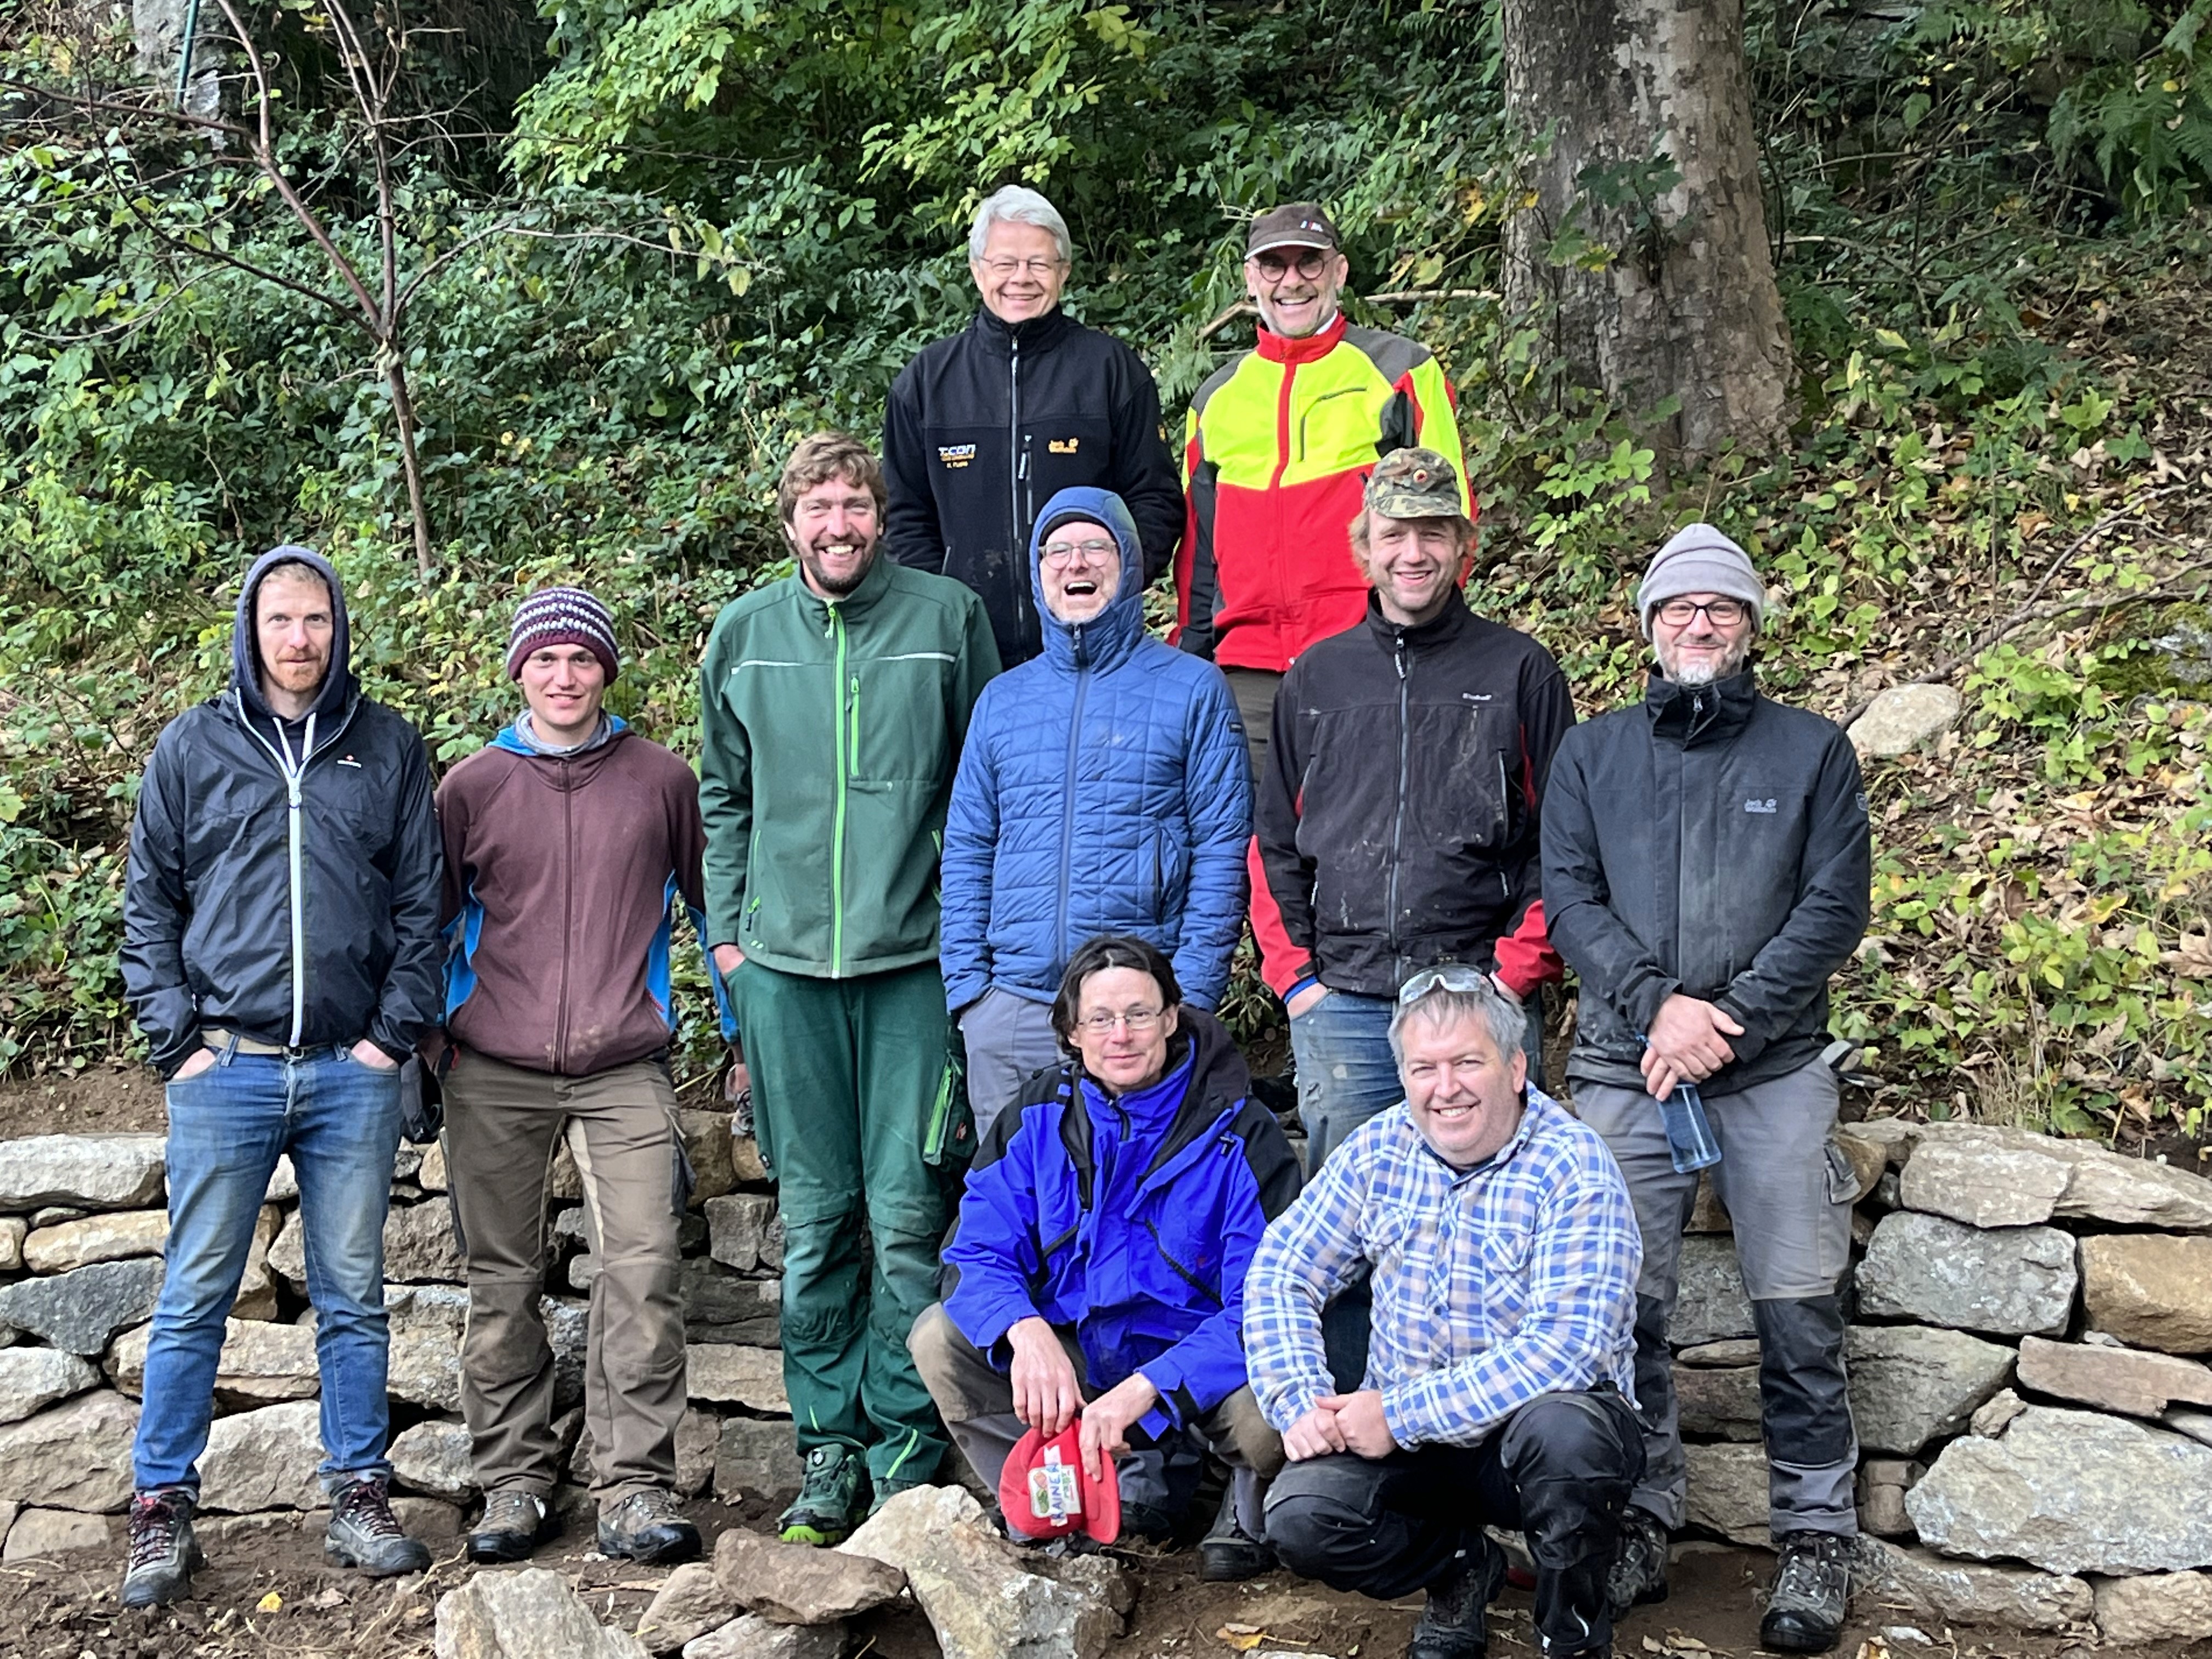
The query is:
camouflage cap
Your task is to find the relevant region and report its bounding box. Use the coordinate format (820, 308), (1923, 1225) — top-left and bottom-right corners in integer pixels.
(1365, 447), (1466, 522)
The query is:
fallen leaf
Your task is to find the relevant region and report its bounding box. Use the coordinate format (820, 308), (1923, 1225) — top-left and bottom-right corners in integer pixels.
(1218, 1626), (1267, 1652)
(255, 1590), (283, 1613)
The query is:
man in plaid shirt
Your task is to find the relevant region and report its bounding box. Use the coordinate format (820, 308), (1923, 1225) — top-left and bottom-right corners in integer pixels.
(1246, 968), (1644, 1659)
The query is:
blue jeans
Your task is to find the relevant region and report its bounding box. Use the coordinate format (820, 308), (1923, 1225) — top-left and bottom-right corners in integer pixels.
(133, 1045), (403, 1495)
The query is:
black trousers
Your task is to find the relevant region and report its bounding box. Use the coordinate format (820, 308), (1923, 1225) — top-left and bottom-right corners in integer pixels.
(1266, 1389), (1644, 1652)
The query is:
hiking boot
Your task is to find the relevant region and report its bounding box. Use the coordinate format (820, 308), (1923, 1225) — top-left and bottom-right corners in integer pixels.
(1198, 1486), (1274, 1583)
(467, 1490), (552, 1564)
(1606, 1504), (1669, 1618)
(778, 1444), (866, 1546)
(1760, 1530), (1853, 1654)
(121, 1488), (201, 1609)
(1407, 1532), (1506, 1659)
(326, 1474), (432, 1576)
(597, 1488), (702, 1564)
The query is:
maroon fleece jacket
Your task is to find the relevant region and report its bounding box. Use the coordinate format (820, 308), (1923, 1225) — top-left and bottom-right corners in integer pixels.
(436, 725), (709, 1076)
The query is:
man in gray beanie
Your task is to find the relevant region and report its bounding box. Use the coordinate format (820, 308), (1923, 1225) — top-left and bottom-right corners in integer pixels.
(1539, 525), (1871, 1654)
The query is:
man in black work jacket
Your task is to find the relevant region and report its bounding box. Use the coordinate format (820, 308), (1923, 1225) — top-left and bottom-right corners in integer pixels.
(883, 184), (1183, 669)
(1541, 524), (1872, 1656)
(1253, 446), (1573, 1175)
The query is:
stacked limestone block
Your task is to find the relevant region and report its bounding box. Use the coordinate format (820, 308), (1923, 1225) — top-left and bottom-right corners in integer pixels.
(1675, 1116), (2212, 1643)
(0, 1108), (802, 1564)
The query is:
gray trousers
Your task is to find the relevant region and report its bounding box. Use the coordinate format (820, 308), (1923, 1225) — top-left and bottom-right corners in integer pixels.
(957, 987), (1063, 1148)
(1222, 667), (1282, 789)
(1575, 1060), (1858, 1539)
(909, 1302), (1284, 1538)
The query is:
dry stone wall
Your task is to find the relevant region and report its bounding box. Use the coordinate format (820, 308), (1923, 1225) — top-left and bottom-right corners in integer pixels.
(1675, 1115), (2212, 1641)
(10, 1109), (2212, 1645)
(0, 1108), (798, 1567)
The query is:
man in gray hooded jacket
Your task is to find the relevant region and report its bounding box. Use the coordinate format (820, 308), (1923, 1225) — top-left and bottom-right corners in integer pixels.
(120, 547), (444, 1607)
(1540, 526), (1871, 1656)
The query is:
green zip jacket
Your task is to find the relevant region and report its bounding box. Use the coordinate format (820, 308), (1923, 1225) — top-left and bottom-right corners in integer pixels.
(698, 554), (999, 978)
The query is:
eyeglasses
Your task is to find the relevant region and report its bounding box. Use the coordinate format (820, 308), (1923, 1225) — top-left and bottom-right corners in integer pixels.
(1041, 539), (1118, 567)
(1076, 1006), (1165, 1036)
(978, 256), (1066, 278)
(1654, 597), (1750, 628)
(1248, 249), (1332, 283)
(1397, 963), (1494, 1006)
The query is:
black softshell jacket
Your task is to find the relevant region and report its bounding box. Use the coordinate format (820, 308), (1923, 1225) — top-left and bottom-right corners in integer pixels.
(1542, 667), (1871, 1097)
(883, 306), (1183, 669)
(121, 546), (445, 1077)
(1256, 591), (1575, 997)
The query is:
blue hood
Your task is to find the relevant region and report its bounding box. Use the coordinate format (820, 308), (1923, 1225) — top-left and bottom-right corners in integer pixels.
(489, 713), (629, 755)
(1030, 487), (1146, 673)
(230, 544), (356, 726)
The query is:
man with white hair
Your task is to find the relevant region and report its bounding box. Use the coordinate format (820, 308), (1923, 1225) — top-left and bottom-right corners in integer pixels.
(884, 184), (1183, 669)
(1541, 526), (1871, 1655)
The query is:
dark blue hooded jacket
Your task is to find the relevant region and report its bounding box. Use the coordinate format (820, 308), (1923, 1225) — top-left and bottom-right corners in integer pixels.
(940, 1008), (1301, 1436)
(121, 546), (444, 1075)
(939, 487), (1251, 1013)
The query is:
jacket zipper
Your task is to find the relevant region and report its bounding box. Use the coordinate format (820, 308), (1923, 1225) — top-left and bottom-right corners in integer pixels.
(1270, 358), (1298, 617)
(1008, 333), (1030, 645)
(830, 606), (850, 977)
(554, 758), (574, 1069)
(1054, 648), (1089, 972)
(235, 691), (359, 1048)
(1387, 632), (1409, 969)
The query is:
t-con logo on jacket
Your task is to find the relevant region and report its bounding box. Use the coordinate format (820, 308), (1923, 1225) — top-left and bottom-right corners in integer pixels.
(1048, 437), (1080, 454)
(338, 755), (363, 769)
(937, 444), (977, 469)
(1745, 797), (1779, 814)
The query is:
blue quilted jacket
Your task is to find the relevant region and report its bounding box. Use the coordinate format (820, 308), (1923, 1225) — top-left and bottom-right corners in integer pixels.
(941, 487), (1252, 1012)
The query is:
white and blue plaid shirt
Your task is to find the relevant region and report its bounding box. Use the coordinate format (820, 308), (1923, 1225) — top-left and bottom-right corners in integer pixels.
(1244, 1087), (1641, 1448)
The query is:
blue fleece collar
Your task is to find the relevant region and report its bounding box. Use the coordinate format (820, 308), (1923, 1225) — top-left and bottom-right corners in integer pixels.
(490, 713), (629, 755)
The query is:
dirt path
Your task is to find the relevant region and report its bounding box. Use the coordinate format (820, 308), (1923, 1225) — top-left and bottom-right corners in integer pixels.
(0, 1509), (2118, 1659)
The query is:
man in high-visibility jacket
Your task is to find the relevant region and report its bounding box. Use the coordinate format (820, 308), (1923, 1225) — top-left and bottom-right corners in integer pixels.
(1174, 201), (1469, 786)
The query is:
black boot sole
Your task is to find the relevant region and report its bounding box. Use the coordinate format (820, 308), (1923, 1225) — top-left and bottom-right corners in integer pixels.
(1759, 1613), (1843, 1655)
(1198, 1544), (1276, 1583)
(325, 1538), (433, 1576)
(465, 1531), (544, 1564)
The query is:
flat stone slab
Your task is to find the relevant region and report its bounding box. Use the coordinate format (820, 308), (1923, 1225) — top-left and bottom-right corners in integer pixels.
(1854, 1210), (2075, 1335)
(1855, 1537), (2091, 1632)
(2095, 1571), (2212, 1643)
(1849, 684), (1962, 759)
(436, 1565), (649, 1658)
(715, 1525), (905, 1624)
(200, 1399), (325, 1512)
(0, 1258), (166, 1355)
(109, 1317), (320, 1408)
(1668, 1235), (1755, 1347)
(0, 1135), (166, 1210)
(1898, 1123), (2212, 1232)
(1908, 1403), (2212, 1575)
(1673, 1364), (1760, 1440)
(1683, 1441), (1768, 1546)
(687, 1346), (787, 1412)
(0, 1390), (137, 1511)
(1847, 1324), (2017, 1456)
(21, 1209), (169, 1274)
(2080, 1233), (2212, 1354)
(0, 1348), (101, 1425)
(2016, 1333), (2212, 1419)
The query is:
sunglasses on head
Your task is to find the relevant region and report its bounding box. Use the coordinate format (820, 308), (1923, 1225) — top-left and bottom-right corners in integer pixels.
(1396, 963), (1494, 1006)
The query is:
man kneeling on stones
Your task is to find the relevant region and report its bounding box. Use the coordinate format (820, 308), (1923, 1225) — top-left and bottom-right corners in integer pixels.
(1245, 969), (1644, 1659)
(911, 935), (1300, 1578)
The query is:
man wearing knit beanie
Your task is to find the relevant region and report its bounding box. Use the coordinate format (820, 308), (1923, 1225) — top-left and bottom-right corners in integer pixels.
(432, 584), (731, 1567)
(1542, 527), (1871, 1655)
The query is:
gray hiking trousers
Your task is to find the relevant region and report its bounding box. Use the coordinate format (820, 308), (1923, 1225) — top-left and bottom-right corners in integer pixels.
(1575, 1059), (1859, 1540)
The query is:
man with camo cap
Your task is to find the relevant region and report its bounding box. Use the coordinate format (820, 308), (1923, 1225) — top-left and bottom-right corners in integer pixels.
(1254, 447), (1572, 1189)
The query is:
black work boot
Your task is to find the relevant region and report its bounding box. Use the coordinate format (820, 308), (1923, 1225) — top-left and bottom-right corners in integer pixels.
(1606, 1504), (1669, 1617)
(598, 1487), (702, 1564)
(467, 1489), (552, 1564)
(121, 1488), (201, 1609)
(1407, 1532), (1506, 1659)
(1760, 1530), (1853, 1654)
(1198, 1484), (1274, 1582)
(326, 1474), (433, 1576)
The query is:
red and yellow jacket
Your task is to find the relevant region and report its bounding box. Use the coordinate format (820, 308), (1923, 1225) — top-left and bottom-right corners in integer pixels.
(1173, 313), (1469, 673)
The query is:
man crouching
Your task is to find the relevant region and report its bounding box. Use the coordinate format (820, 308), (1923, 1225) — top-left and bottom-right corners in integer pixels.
(1245, 969), (1644, 1659)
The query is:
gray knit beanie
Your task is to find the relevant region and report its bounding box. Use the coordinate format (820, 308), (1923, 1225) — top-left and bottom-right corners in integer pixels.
(1636, 523), (1764, 637)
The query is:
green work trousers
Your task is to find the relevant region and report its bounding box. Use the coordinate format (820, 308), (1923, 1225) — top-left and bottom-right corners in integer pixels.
(729, 957), (958, 1491)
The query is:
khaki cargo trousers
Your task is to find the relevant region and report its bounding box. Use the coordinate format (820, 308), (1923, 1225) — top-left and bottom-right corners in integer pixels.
(445, 1047), (688, 1505)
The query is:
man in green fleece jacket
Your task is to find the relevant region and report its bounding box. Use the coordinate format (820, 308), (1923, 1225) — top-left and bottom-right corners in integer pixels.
(699, 431), (1000, 1543)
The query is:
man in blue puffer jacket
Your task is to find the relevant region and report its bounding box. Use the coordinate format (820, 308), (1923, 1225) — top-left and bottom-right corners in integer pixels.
(941, 487), (1251, 1139)
(911, 936), (1300, 1579)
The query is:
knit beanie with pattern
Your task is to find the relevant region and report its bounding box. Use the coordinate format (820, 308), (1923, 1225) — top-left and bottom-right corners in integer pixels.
(506, 586), (620, 682)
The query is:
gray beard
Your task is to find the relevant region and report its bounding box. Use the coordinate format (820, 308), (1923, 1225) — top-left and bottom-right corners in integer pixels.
(1657, 637), (1750, 687)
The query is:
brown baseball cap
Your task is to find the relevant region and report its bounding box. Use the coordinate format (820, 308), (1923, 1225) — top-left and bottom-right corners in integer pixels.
(1248, 202), (1340, 256)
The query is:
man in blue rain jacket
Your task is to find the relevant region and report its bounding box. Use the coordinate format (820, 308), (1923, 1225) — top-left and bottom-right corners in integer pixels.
(940, 486), (1251, 1141)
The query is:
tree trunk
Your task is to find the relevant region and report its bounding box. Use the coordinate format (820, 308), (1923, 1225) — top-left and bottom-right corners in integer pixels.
(1502, 0), (1793, 458)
